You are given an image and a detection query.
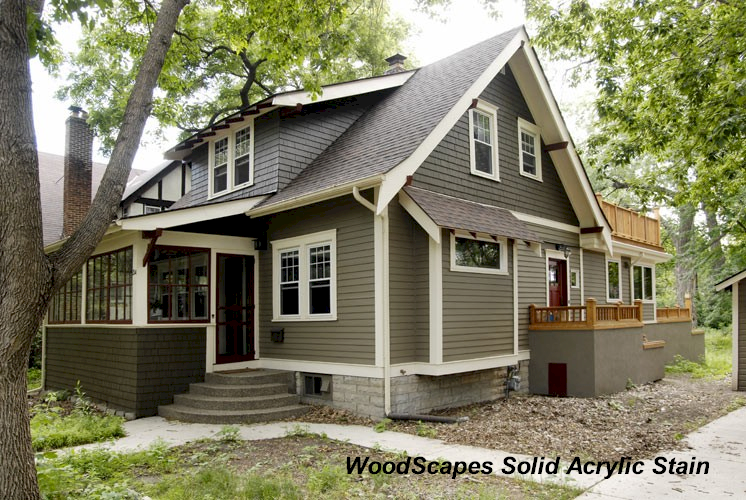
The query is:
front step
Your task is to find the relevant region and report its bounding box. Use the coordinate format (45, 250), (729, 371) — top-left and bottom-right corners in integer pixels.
(158, 369), (307, 424)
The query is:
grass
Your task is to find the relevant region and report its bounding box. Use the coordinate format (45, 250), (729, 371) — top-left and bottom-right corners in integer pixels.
(27, 368), (41, 391)
(666, 327), (732, 379)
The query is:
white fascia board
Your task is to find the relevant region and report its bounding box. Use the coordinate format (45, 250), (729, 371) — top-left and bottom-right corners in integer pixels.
(612, 240), (672, 264)
(118, 195), (267, 231)
(44, 224), (123, 253)
(271, 71), (415, 107)
(375, 30), (527, 215)
(398, 191), (440, 243)
(715, 269), (746, 292)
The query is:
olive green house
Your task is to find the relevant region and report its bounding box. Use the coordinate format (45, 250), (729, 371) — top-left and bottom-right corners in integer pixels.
(716, 270), (746, 392)
(43, 26), (700, 421)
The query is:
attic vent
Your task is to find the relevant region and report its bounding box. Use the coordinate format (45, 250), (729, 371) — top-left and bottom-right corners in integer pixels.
(384, 53), (407, 75)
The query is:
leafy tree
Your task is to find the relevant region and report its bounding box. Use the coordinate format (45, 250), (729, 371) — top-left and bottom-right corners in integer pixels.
(59, 0), (412, 150)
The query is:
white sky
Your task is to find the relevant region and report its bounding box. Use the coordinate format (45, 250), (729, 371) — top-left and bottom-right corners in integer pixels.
(30, 0), (591, 170)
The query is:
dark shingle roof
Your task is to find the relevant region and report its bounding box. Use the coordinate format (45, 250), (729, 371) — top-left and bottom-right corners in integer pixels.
(258, 27), (522, 209)
(403, 186), (540, 242)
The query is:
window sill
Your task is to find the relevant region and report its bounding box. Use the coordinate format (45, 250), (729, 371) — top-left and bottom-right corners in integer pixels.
(519, 171), (543, 182)
(470, 169), (500, 182)
(272, 315), (338, 323)
(207, 181), (255, 201)
(450, 265), (508, 276)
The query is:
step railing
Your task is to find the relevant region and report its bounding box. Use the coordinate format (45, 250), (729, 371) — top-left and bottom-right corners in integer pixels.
(656, 294), (693, 323)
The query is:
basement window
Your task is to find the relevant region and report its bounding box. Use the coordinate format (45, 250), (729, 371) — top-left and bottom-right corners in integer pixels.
(303, 374), (331, 398)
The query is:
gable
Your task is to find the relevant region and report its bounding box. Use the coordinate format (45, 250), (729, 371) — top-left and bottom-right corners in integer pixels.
(412, 65), (579, 227)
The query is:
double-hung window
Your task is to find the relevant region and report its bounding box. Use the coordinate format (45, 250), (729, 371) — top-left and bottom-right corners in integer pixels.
(607, 259), (621, 302)
(469, 100), (499, 181)
(633, 265), (654, 301)
(210, 125), (253, 197)
(273, 230), (336, 321)
(450, 231), (507, 275)
(518, 118), (542, 181)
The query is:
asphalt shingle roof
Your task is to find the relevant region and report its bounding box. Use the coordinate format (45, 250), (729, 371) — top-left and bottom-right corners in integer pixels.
(403, 186), (540, 242)
(258, 27), (521, 209)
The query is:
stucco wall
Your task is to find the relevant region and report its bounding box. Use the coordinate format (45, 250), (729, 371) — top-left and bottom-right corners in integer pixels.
(644, 321), (703, 365)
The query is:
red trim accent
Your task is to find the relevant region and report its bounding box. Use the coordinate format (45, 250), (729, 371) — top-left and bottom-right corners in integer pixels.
(544, 141), (569, 152)
(469, 98), (478, 109)
(226, 116), (245, 123)
(580, 226), (604, 234)
(215, 253), (256, 364)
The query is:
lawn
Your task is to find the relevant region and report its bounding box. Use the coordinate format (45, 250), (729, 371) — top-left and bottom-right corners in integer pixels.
(27, 367), (41, 391)
(37, 431), (584, 499)
(666, 327), (732, 379)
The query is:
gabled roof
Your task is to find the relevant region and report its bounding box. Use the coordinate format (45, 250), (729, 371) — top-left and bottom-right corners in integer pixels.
(715, 269), (746, 292)
(122, 160), (180, 203)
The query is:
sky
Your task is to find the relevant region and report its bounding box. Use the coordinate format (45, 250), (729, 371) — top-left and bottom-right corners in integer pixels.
(30, 0), (589, 170)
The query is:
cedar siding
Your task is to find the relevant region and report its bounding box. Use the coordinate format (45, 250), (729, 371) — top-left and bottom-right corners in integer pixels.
(411, 65), (579, 227)
(583, 251), (607, 303)
(740, 281), (745, 390)
(388, 198), (430, 364)
(258, 194), (375, 364)
(442, 229), (514, 361)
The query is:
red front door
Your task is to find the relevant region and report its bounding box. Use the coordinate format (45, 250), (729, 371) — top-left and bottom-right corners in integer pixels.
(548, 258), (568, 307)
(216, 254), (255, 364)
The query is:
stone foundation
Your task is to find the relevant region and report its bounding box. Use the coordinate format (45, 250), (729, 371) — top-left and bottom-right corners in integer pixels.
(298, 363), (529, 418)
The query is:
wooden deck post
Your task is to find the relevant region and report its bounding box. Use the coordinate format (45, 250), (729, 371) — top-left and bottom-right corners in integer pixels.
(684, 293), (692, 319)
(529, 304), (536, 325)
(586, 298), (597, 328)
(634, 299), (643, 322)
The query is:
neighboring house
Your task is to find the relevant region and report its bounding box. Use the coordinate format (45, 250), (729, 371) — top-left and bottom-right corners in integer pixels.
(715, 270), (746, 391)
(121, 160), (191, 217)
(42, 26), (702, 421)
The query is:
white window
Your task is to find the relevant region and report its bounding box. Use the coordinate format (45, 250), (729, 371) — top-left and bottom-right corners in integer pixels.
(144, 205), (162, 214)
(518, 118), (542, 181)
(469, 100), (499, 181)
(273, 230), (337, 321)
(209, 125), (253, 197)
(450, 231), (507, 275)
(570, 268), (580, 289)
(633, 265), (654, 301)
(607, 259), (622, 301)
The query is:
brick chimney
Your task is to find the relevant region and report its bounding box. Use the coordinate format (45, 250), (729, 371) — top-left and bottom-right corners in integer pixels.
(384, 53), (407, 75)
(62, 106), (94, 237)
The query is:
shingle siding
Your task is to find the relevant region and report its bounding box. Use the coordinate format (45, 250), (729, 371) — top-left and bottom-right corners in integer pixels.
(412, 66), (579, 227)
(738, 282), (745, 390)
(258, 194), (375, 364)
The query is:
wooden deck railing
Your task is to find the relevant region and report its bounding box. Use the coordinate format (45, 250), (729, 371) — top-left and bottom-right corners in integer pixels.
(597, 195), (662, 250)
(656, 294), (693, 323)
(529, 298), (644, 330)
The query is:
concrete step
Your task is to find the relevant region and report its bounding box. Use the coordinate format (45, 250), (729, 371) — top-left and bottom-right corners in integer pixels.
(158, 403), (309, 424)
(173, 393), (300, 411)
(204, 370), (293, 387)
(188, 382), (289, 398)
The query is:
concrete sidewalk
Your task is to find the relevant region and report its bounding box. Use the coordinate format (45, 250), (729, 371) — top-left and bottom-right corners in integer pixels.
(580, 405), (746, 499)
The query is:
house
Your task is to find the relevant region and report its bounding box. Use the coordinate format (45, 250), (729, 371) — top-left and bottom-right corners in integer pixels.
(42, 26), (702, 421)
(715, 270), (746, 391)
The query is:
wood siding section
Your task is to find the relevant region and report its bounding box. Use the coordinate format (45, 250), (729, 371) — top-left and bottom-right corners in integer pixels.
(388, 198), (429, 364)
(583, 251), (607, 303)
(411, 66), (579, 226)
(442, 229), (514, 362)
(733, 280), (746, 391)
(517, 224), (581, 351)
(643, 303), (656, 322)
(45, 327), (205, 417)
(258, 194), (375, 364)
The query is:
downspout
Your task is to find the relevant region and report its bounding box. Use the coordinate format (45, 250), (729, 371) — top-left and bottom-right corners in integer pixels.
(352, 186), (391, 416)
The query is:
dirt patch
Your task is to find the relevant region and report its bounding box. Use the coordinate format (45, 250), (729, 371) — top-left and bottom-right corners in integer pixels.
(291, 374), (745, 462)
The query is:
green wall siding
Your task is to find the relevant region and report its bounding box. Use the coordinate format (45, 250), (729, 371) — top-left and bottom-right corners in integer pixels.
(739, 282), (746, 390)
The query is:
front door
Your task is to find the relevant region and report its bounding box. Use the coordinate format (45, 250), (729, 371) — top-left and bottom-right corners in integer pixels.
(216, 254), (255, 364)
(548, 258), (568, 307)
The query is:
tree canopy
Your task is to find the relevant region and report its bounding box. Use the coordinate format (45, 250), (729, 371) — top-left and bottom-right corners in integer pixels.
(58, 0), (412, 151)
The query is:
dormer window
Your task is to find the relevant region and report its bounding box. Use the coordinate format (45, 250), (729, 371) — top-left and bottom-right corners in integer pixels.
(469, 100), (499, 181)
(518, 118), (542, 181)
(209, 125), (253, 197)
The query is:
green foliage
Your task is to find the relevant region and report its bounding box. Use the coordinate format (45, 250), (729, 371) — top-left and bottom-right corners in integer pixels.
(57, 0), (413, 151)
(216, 425), (241, 442)
(307, 465), (349, 496)
(373, 417), (391, 433)
(415, 420), (437, 438)
(29, 328), (42, 369)
(31, 411), (125, 451)
(666, 328), (732, 379)
(27, 368), (42, 391)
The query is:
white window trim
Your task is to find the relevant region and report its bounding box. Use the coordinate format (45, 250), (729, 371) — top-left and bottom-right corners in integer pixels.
(208, 123), (255, 199)
(468, 100), (500, 181)
(632, 264), (656, 303)
(450, 231), (508, 276)
(570, 268), (580, 289)
(272, 229), (337, 321)
(606, 257), (623, 303)
(517, 117), (542, 181)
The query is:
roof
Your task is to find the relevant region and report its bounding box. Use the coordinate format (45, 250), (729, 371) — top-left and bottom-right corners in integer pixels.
(402, 186), (540, 242)
(715, 269), (746, 292)
(256, 27), (522, 210)
(39, 152), (144, 246)
(122, 160), (179, 202)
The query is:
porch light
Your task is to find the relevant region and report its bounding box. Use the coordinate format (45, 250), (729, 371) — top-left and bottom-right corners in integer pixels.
(555, 244), (572, 259)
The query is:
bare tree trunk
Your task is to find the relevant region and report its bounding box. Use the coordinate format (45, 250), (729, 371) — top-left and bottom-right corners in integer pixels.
(674, 203), (697, 325)
(0, 0), (188, 497)
(703, 206), (725, 275)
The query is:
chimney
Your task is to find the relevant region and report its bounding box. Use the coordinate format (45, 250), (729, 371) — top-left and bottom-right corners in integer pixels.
(62, 106), (94, 237)
(384, 53), (407, 75)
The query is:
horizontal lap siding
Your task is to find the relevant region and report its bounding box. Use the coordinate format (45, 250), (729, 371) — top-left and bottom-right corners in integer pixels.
(46, 327), (139, 412)
(621, 257), (632, 304)
(643, 303), (656, 322)
(411, 66), (578, 227)
(517, 224), (581, 351)
(442, 229), (514, 361)
(584, 251), (607, 303)
(388, 199), (429, 364)
(258, 194), (375, 364)
(739, 282), (746, 390)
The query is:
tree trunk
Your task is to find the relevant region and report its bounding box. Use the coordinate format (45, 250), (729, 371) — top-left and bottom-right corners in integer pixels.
(674, 203), (697, 324)
(703, 206), (725, 275)
(0, 0), (188, 497)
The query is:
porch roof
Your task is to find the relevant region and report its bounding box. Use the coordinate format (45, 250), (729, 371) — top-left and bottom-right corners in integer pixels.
(401, 186), (540, 243)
